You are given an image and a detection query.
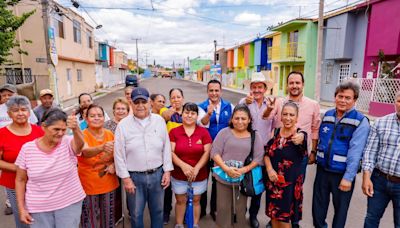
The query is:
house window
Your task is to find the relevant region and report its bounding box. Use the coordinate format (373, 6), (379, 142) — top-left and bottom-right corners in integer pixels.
(12, 68), (23, 84)
(77, 69), (82, 81)
(86, 30), (92, 49)
(5, 68), (14, 84)
(53, 14), (64, 38)
(288, 30), (299, 57)
(73, 20), (81, 43)
(339, 63), (351, 83)
(24, 68), (32, 83)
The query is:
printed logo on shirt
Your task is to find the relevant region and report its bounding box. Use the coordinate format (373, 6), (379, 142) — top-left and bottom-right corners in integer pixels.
(322, 126), (330, 133)
(224, 111), (228, 116)
(196, 139), (203, 144)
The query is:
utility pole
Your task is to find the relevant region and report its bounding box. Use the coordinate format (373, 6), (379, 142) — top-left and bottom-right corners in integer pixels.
(131, 38), (141, 75)
(315, 0), (324, 102)
(213, 40), (217, 65)
(41, 0), (61, 107)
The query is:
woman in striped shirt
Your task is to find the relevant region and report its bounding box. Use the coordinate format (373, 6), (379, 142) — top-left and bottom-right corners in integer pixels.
(15, 108), (86, 228)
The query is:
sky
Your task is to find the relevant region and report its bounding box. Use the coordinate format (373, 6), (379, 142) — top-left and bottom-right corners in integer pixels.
(56, 0), (364, 67)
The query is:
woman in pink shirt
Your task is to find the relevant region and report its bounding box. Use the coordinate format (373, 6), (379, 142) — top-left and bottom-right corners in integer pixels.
(15, 109), (86, 228)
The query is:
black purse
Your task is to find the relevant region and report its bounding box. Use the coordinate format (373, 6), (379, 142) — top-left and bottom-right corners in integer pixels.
(240, 131), (265, 197)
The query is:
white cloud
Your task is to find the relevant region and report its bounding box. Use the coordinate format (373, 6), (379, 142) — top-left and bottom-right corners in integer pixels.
(234, 12), (262, 26)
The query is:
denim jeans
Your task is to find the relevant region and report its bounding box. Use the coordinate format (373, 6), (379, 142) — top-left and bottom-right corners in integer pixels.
(30, 200), (82, 228)
(6, 188), (29, 228)
(364, 170), (400, 228)
(127, 167), (164, 228)
(312, 166), (355, 228)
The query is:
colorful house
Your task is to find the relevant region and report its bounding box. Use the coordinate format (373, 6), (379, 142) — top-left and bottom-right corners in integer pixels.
(320, 6), (368, 102)
(360, 0), (400, 116)
(269, 19), (317, 98)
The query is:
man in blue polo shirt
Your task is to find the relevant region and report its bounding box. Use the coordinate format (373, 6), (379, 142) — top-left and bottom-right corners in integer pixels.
(198, 79), (234, 221)
(312, 81), (370, 228)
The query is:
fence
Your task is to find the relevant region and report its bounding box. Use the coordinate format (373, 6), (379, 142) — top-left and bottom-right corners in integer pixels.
(354, 78), (400, 112)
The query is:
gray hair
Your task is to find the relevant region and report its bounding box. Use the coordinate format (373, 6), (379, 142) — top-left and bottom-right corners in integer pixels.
(6, 95), (31, 111)
(334, 81), (360, 100)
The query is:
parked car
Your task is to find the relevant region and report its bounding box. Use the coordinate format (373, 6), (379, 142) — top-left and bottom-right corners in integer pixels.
(162, 74), (171, 78)
(125, 74), (139, 87)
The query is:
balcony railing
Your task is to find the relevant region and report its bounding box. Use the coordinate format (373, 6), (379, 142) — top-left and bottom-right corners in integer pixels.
(268, 42), (305, 62)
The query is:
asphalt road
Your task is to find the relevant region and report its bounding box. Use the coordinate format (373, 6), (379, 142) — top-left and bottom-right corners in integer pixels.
(0, 78), (393, 228)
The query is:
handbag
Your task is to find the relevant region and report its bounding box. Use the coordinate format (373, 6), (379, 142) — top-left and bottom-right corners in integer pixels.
(212, 160), (244, 183)
(240, 130), (265, 197)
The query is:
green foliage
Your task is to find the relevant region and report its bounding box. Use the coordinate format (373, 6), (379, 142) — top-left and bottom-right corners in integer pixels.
(0, 0), (35, 66)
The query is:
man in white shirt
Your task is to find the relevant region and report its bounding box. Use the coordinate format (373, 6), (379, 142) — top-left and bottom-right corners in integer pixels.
(114, 87), (173, 228)
(0, 84), (38, 128)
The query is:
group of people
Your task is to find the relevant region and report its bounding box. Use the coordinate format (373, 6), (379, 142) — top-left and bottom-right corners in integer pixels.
(0, 69), (398, 228)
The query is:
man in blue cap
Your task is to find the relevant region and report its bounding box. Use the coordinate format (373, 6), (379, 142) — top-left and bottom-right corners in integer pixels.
(114, 87), (174, 228)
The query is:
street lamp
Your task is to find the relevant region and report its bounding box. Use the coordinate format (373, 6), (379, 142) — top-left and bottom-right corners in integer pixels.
(213, 40), (217, 65)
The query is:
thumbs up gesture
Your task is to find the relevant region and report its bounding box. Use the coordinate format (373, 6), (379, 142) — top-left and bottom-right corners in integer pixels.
(245, 91), (254, 105)
(67, 110), (78, 130)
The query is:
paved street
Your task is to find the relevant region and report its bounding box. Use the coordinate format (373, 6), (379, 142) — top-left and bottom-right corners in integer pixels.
(0, 78), (393, 228)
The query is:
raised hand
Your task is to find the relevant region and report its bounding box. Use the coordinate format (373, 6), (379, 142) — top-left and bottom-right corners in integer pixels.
(245, 91), (254, 104)
(207, 103), (215, 116)
(267, 97), (276, 110)
(67, 110), (78, 130)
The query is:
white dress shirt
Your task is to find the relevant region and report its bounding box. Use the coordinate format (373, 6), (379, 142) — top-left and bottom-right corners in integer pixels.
(114, 113), (173, 178)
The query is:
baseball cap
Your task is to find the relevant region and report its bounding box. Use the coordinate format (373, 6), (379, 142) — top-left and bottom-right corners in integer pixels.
(39, 89), (54, 97)
(131, 87), (149, 102)
(0, 84), (17, 93)
(250, 72), (267, 87)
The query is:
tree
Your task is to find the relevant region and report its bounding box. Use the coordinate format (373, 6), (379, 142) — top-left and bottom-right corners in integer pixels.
(0, 0), (35, 66)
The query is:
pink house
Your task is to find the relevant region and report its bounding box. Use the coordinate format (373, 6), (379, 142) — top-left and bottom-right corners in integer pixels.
(360, 0), (400, 116)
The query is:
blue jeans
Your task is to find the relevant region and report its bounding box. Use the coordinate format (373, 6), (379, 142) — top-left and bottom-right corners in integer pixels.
(30, 200), (82, 228)
(127, 167), (164, 228)
(364, 170), (400, 228)
(6, 188), (29, 228)
(312, 166), (355, 228)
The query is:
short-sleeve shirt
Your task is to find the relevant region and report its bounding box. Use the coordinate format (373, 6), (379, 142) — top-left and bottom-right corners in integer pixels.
(14, 136), (86, 213)
(169, 126), (212, 181)
(0, 125), (44, 189)
(160, 107), (182, 133)
(78, 129), (119, 195)
(210, 128), (265, 184)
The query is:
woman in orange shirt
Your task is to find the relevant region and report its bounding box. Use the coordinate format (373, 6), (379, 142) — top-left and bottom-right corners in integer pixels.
(79, 104), (119, 228)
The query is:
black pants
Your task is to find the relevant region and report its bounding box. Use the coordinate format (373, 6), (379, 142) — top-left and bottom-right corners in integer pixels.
(201, 160), (217, 214)
(312, 166), (355, 228)
(163, 185), (172, 216)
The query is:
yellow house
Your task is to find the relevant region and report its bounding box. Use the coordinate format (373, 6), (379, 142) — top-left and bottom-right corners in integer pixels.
(1, 0), (96, 104)
(267, 32), (281, 95)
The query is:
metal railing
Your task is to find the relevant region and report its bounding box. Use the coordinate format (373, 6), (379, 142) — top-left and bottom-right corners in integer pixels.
(353, 78), (400, 112)
(268, 42), (306, 62)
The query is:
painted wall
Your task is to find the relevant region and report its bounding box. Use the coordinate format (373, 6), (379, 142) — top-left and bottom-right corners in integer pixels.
(227, 50), (234, 69)
(234, 47), (244, 68)
(190, 59), (212, 72)
(321, 10), (368, 102)
(244, 43), (254, 67)
(363, 0), (400, 78)
(275, 21), (317, 98)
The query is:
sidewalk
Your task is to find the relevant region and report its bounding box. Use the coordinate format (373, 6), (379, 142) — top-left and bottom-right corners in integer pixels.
(61, 84), (126, 112)
(188, 79), (377, 121)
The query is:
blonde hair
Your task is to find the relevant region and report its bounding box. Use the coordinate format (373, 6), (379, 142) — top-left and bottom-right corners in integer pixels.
(113, 98), (130, 112)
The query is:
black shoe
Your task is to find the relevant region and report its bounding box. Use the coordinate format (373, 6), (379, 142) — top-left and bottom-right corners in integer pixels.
(250, 216), (259, 228)
(266, 221), (272, 228)
(163, 213), (170, 225)
(210, 211), (216, 221)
